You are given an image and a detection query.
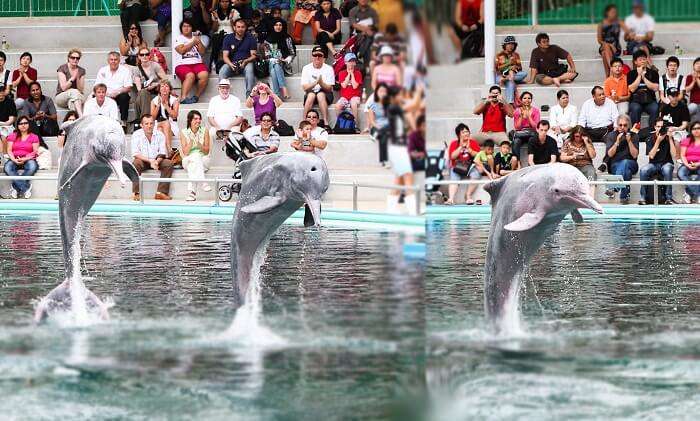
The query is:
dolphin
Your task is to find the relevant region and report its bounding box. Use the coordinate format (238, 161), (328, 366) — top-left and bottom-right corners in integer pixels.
(231, 152), (330, 307)
(482, 163), (603, 332)
(34, 115), (139, 322)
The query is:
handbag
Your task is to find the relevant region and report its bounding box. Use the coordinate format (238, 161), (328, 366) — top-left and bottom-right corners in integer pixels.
(452, 160), (472, 176)
(253, 59), (270, 78)
(545, 63), (568, 78)
(169, 149), (182, 166)
(36, 146), (52, 170)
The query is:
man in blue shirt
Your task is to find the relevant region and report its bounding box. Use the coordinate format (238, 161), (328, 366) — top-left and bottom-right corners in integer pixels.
(220, 18), (258, 97)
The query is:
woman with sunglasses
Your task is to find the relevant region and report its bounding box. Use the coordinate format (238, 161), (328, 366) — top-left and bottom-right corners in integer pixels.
(679, 121), (700, 203)
(134, 47), (167, 125)
(55, 49), (86, 117)
(180, 110), (212, 201)
(4, 116), (40, 199)
(12, 52), (37, 110)
(119, 23), (147, 66)
(150, 80), (180, 154)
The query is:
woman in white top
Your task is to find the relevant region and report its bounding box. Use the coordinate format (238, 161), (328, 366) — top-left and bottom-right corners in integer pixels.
(548, 89), (579, 147)
(180, 110), (212, 201)
(119, 23), (147, 66)
(150, 80), (180, 153)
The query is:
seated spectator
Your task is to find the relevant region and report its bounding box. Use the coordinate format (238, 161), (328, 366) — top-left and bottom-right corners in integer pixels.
(372, 23), (407, 72)
(249, 9), (269, 42)
(314, 0), (342, 57)
(604, 115), (639, 204)
(578, 85), (619, 142)
(658, 87), (689, 144)
(348, 0), (379, 65)
(473, 139), (498, 181)
(210, 0), (239, 72)
(150, 80), (179, 154)
(55, 49), (86, 117)
(624, 0), (654, 59)
(243, 111), (281, 155)
(258, 1), (291, 20)
(659, 56), (683, 105)
(335, 53), (363, 126)
(119, 0), (150, 39)
(445, 123), (480, 205)
(603, 57), (630, 115)
(528, 120), (558, 166)
(0, 84), (17, 152)
(304, 109), (329, 153)
(180, 110), (212, 201)
(640, 118), (677, 205)
(233, 0), (254, 20)
(371, 46), (402, 90)
(263, 17), (296, 99)
(245, 82), (282, 125)
(472, 85), (513, 144)
(301, 46), (335, 129)
(182, 0), (211, 46)
(131, 113), (173, 201)
(173, 20), (209, 104)
(628, 50), (659, 127)
(685, 58), (700, 121)
(12, 52), (37, 110)
(679, 121), (700, 204)
(291, 0), (319, 45)
(526, 33), (578, 87)
(494, 35), (527, 104)
(510, 90), (540, 159)
(220, 18), (258, 98)
(0, 52), (11, 97)
(598, 4), (627, 77)
(150, 0), (172, 48)
(57, 111), (79, 148)
(83, 83), (120, 121)
(408, 115), (426, 172)
(292, 119), (326, 155)
(133, 47), (167, 126)
(494, 139), (519, 176)
(560, 125), (597, 189)
(450, 0), (483, 56)
(548, 89), (578, 147)
(207, 78), (243, 142)
(95, 51), (133, 127)
(119, 23), (147, 65)
(4, 116), (39, 199)
(20, 82), (59, 137)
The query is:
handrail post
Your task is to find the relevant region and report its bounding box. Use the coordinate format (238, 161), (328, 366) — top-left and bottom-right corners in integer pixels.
(214, 179), (220, 207)
(415, 187), (421, 216)
(352, 183), (358, 211)
(653, 180), (658, 205)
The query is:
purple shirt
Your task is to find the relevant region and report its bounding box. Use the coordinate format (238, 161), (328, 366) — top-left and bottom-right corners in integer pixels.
(313, 8), (342, 33)
(253, 96), (277, 124)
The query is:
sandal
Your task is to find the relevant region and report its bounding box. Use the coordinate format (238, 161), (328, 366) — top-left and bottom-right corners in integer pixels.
(444, 199), (454, 205)
(476, 199), (483, 205)
(186, 192), (196, 201)
(570, 72), (579, 82)
(466, 199), (475, 205)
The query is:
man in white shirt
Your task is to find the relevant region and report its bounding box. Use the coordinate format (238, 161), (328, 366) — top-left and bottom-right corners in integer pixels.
(83, 83), (120, 122)
(624, 1), (655, 59)
(95, 51), (133, 126)
(207, 78), (243, 142)
(292, 109), (328, 157)
(131, 114), (173, 201)
(578, 85), (619, 143)
(301, 46), (335, 129)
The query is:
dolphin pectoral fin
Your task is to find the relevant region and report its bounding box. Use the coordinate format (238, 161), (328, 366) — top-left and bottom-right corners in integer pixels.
(504, 211), (546, 232)
(240, 195), (286, 214)
(59, 162), (90, 191)
(122, 160), (140, 183)
(570, 209), (584, 223)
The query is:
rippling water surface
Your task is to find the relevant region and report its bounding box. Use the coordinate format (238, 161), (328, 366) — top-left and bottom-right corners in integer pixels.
(0, 214), (424, 420)
(427, 219), (700, 420)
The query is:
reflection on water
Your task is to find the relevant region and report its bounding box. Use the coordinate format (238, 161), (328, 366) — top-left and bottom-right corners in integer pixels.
(427, 220), (700, 419)
(0, 214), (425, 419)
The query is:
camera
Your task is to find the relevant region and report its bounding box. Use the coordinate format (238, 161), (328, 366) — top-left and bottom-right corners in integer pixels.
(193, 31), (201, 37)
(659, 126), (668, 136)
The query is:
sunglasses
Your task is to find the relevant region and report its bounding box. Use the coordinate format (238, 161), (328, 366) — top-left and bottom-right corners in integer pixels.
(138, 53), (149, 56)
(261, 119), (273, 122)
(693, 126), (700, 130)
(307, 115), (319, 119)
(69, 56), (80, 60)
(18, 121), (29, 125)
(312, 53), (324, 58)
(130, 27), (138, 30)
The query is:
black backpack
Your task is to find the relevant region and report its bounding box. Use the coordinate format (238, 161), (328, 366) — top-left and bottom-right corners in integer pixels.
(275, 119), (295, 136)
(333, 111), (356, 134)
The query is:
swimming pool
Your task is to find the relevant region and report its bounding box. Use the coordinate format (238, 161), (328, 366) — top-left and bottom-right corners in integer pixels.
(426, 219), (700, 419)
(0, 214), (425, 419)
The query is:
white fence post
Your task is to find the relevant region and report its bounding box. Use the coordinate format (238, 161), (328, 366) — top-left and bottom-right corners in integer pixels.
(531, 0), (539, 26)
(484, 0), (496, 85)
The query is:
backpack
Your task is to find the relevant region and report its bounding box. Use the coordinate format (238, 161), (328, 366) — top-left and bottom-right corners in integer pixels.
(460, 25), (484, 59)
(150, 47), (168, 73)
(275, 119), (295, 136)
(333, 111), (356, 134)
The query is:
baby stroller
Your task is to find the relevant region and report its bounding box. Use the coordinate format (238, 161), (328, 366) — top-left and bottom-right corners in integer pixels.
(425, 145), (447, 205)
(218, 131), (258, 202)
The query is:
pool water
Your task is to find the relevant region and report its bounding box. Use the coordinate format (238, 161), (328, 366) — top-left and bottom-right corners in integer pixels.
(426, 219), (700, 419)
(0, 214), (425, 420)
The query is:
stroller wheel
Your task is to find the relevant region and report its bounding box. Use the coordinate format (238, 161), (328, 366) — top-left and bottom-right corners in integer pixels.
(218, 185), (233, 202)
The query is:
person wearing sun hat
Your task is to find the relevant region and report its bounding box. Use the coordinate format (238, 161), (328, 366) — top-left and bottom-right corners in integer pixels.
(494, 35), (528, 104)
(371, 45), (402, 90)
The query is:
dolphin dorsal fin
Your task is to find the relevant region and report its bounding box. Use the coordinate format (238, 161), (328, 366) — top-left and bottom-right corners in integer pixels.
(483, 176), (508, 203)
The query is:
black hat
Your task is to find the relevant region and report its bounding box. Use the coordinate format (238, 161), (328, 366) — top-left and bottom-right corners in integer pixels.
(502, 35), (518, 48)
(667, 86), (680, 96)
(311, 45), (326, 57)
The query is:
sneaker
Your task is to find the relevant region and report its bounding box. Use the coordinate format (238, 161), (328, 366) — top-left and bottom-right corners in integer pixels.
(180, 96), (195, 104)
(605, 189), (615, 199)
(684, 193), (692, 204)
(598, 163), (607, 172)
(202, 183), (212, 192)
(620, 197), (630, 205)
(638, 199), (647, 205)
(186, 191), (196, 201)
(24, 185), (32, 199)
(191, 95), (199, 103)
(10, 188), (17, 199)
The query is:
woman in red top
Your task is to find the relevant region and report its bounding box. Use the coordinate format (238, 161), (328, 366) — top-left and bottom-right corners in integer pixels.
(446, 123), (481, 205)
(4, 115), (40, 199)
(451, 0), (483, 49)
(12, 52), (37, 110)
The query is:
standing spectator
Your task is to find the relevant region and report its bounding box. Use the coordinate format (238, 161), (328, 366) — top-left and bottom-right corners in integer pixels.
(12, 52), (37, 110)
(494, 139), (519, 176)
(174, 20), (209, 104)
(4, 116), (39, 199)
(83, 83), (120, 121)
(55, 49), (86, 117)
(182, 0), (211, 45)
(560, 125), (597, 191)
(243, 111), (281, 155)
(679, 121), (700, 204)
(628, 50), (660, 127)
(207, 79), (243, 142)
(640, 118), (677, 205)
(368, 83), (390, 160)
(180, 110), (212, 201)
(624, 0), (654, 58)
(301, 46), (335, 129)
(119, 0), (150, 39)
(245, 82), (282, 125)
(597, 4), (627, 78)
(119, 23), (147, 66)
(526, 33), (578, 87)
(510, 91), (540, 159)
(527, 120), (558, 166)
(450, 0), (483, 57)
(0, 52), (11, 97)
(210, 0), (239, 72)
(314, 0), (343, 57)
(133, 47), (167, 124)
(578, 85), (619, 142)
(220, 18), (258, 98)
(20, 82), (59, 137)
(658, 87), (690, 145)
(548, 89), (578, 147)
(603, 57), (630, 115)
(604, 115), (639, 204)
(131, 113), (173, 201)
(685, 58), (700, 121)
(445, 123), (480, 205)
(150, 80), (180, 154)
(263, 18), (296, 100)
(291, 0), (319, 45)
(95, 51), (133, 128)
(494, 35), (527, 104)
(659, 56), (683, 105)
(292, 119), (327, 156)
(336, 53), (363, 125)
(0, 85), (16, 154)
(371, 46), (402, 90)
(472, 85), (512, 144)
(408, 115), (426, 173)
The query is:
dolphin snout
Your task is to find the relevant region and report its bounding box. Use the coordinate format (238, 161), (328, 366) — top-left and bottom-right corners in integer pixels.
(570, 193), (604, 214)
(303, 196), (323, 227)
(108, 159), (130, 187)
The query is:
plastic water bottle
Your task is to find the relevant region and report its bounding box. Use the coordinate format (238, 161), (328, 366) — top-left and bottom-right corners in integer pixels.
(675, 40), (682, 56)
(0, 36), (7, 51)
(361, 87), (367, 103)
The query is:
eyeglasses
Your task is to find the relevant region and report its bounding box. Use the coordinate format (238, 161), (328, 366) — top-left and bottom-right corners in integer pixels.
(69, 56), (80, 60)
(138, 53), (149, 56)
(307, 115), (319, 119)
(692, 126), (700, 131)
(618, 124), (629, 127)
(18, 121), (29, 125)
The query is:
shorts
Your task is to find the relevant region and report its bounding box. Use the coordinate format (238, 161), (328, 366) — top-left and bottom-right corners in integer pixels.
(175, 63), (208, 82)
(626, 40), (650, 54)
(336, 96), (361, 109)
(388, 144), (413, 176)
(304, 90), (333, 105)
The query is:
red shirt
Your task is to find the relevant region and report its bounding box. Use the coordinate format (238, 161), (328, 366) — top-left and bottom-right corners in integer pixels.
(448, 138), (481, 168)
(338, 69), (363, 100)
(459, 0), (482, 27)
(12, 67), (37, 100)
(481, 102), (507, 133)
(686, 74), (700, 105)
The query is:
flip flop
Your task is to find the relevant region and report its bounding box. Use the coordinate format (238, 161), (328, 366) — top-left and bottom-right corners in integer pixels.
(476, 199), (483, 205)
(466, 199), (475, 205)
(570, 72), (579, 82)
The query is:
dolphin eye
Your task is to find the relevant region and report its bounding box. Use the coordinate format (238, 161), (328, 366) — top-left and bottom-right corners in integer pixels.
(310, 166), (317, 172)
(554, 188), (560, 193)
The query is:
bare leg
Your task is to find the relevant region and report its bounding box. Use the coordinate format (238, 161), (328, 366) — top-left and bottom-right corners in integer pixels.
(317, 93), (330, 125)
(601, 44), (613, 77)
(303, 93), (316, 119)
(180, 73), (195, 101)
(195, 71), (209, 98)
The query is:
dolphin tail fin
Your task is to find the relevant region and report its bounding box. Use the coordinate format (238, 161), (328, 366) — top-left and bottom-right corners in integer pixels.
(122, 160), (140, 183)
(59, 162), (89, 191)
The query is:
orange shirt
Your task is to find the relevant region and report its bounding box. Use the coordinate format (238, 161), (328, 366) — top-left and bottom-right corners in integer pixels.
(603, 74), (630, 101)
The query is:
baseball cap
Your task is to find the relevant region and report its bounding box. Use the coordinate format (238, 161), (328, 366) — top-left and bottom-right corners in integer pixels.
(0, 82), (5, 91)
(667, 87), (680, 96)
(311, 45), (326, 57)
(632, 0), (645, 8)
(344, 52), (357, 62)
(218, 79), (231, 86)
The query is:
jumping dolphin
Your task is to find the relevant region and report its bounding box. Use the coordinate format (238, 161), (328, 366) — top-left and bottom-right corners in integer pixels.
(231, 152), (330, 307)
(483, 163), (603, 332)
(34, 115), (139, 322)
